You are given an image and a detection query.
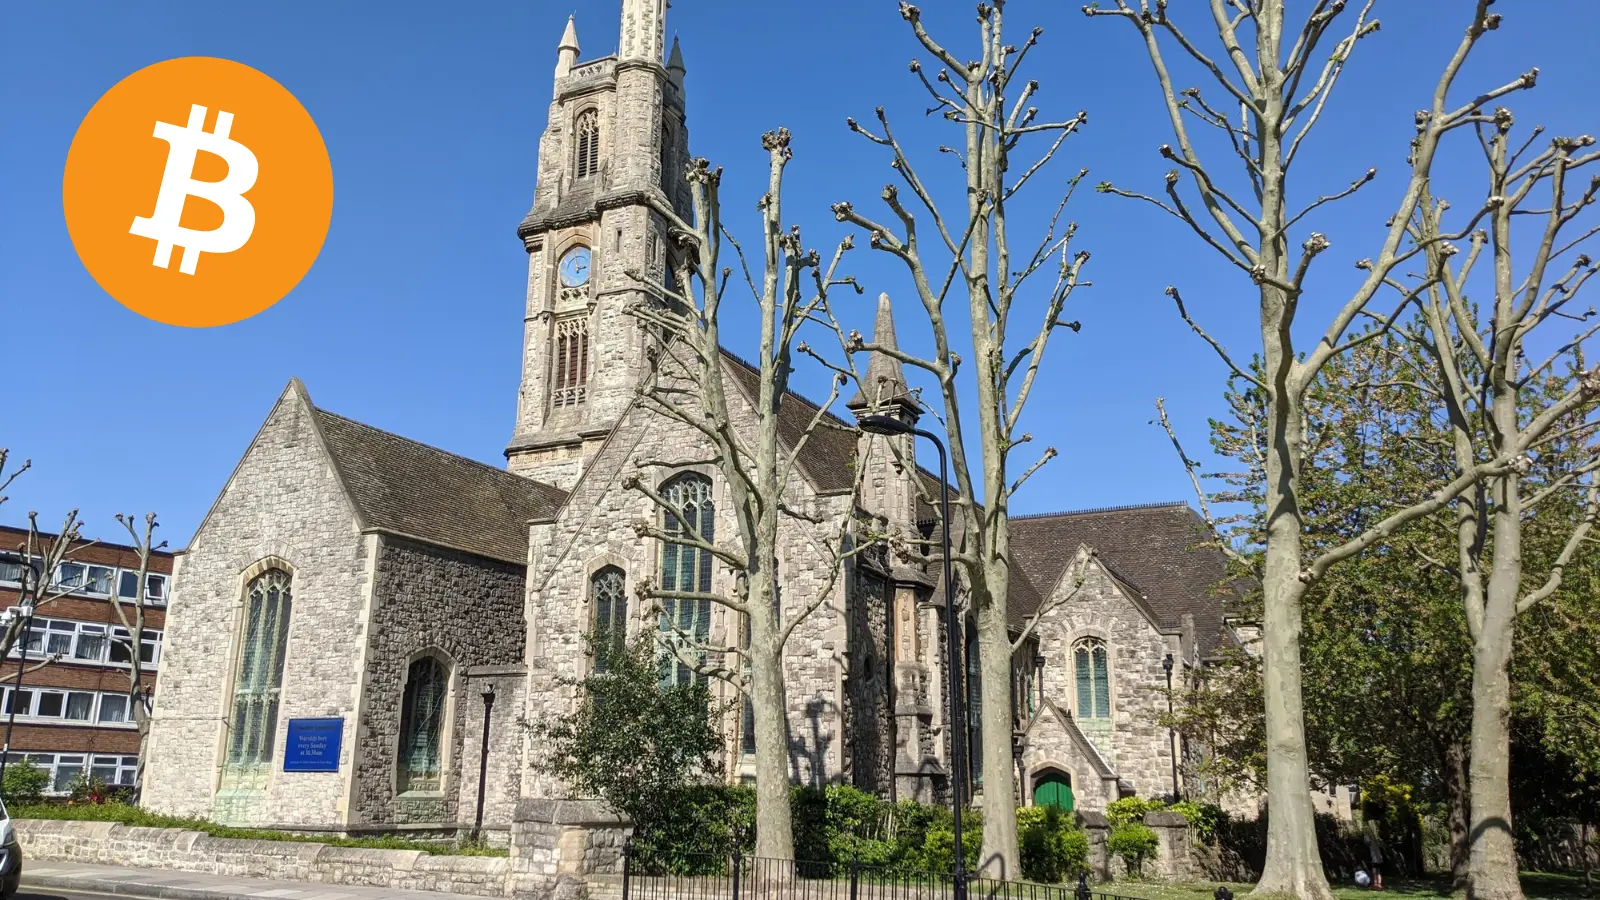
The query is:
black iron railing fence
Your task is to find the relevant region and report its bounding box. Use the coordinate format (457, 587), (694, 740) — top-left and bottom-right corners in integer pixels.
(620, 846), (1139, 900)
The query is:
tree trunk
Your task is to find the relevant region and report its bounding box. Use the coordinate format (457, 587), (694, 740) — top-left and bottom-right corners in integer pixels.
(1445, 739), (1472, 887)
(1251, 52), (1333, 891)
(976, 578), (1019, 878)
(749, 596), (795, 862)
(1467, 490), (1524, 900)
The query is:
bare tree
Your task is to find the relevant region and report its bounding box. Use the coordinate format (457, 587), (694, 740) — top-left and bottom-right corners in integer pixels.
(107, 512), (166, 802)
(624, 130), (866, 862)
(830, 1), (1089, 876)
(0, 450), (91, 660)
(1402, 115), (1600, 900)
(1084, 2), (1548, 896)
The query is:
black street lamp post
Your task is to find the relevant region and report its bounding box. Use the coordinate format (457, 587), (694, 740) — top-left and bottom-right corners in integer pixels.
(1162, 653), (1179, 802)
(472, 682), (496, 843)
(858, 414), (966, 899)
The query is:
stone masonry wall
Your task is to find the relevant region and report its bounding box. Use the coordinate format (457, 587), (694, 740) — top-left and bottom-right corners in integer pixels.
(521, 360), (851, 798)
(352, 537), (527, 828)
(17, 819), (509, 897)
(143, 387), (373, 827)
(1030, 547), (1180, 800)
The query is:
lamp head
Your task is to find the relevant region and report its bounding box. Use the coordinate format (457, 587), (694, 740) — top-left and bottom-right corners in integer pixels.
(858, 414), (913, 437)
(1162, 652), (1174, 674)
(480, 682), (497, 701)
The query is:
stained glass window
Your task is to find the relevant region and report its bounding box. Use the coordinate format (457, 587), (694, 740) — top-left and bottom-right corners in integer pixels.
(398, 657), (448, 793)
(225, 569), (293, 771)
(658, 474), (713, 687)
(1074, 639), (1111, 721)
(591, 567), (627, 672)
(575, 109), (600, 179)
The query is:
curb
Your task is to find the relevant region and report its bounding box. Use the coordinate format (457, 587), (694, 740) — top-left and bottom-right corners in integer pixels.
(23, 872), (291, 900)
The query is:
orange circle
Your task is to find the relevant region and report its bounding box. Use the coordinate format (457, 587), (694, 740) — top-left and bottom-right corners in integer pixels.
(62, 57), (334, 328)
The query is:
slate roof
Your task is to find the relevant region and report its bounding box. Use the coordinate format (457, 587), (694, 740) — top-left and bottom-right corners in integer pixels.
(314, 408), (567, 565)
(1007, 502), (1242, 654)
(719, 350), (860, 495)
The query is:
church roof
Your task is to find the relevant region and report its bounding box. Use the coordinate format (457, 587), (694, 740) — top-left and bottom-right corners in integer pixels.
(314, 407), (567, 565)
(1007, 502), (1242, 654)
(719, 351), (861, 495)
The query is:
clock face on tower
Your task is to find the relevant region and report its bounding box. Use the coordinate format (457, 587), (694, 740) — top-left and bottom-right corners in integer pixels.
(558, 246), (592, 287)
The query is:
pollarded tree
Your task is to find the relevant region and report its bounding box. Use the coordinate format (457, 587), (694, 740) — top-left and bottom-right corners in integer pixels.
(623, 130), (866, 863)
(1402, 114), (1600, 899)
(831, 1), (1090, 877)
(1085, 3), (1549, 896)
(107, 512), (166, 802)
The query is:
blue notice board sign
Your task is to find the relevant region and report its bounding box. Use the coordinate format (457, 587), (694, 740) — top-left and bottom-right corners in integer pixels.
(283, 718), (344, 772)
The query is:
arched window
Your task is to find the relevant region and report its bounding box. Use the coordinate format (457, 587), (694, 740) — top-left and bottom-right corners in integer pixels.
(591, 566), (628, 672)
(574, 109), (600, 180)
(660, 123), (674, 191)
(658, 473), (714, 687)
(553, 316), (589, 408)
(398, 657), (449, 793)
(1074, 639), (1111, 720)
(225, 569), (293, 772)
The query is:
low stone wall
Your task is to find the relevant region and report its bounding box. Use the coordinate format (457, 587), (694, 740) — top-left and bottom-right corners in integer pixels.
(16, 819), (510, 897)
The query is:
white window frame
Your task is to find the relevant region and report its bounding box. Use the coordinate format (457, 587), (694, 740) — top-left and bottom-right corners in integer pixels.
(0, 686), (136, 727)
(5, 613), (162, 670)
(3, 751), (138, 794)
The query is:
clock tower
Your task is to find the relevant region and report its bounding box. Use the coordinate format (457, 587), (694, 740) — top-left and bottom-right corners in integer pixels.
(507, 0), (691, 490)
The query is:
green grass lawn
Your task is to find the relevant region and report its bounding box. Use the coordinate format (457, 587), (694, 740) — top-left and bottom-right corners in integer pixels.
(1110, 872), (1592, 900)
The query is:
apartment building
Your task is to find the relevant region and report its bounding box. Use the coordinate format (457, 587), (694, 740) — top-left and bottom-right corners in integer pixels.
(0, 524), (170, 794)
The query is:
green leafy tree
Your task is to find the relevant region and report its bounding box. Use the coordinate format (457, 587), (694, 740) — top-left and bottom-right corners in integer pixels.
(529, 633), (731, 852)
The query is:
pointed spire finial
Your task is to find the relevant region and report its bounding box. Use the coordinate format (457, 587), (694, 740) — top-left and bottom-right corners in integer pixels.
(559, 14), (580, 54)
(668, 35), (685, 74)
(848, 293), (912, 412)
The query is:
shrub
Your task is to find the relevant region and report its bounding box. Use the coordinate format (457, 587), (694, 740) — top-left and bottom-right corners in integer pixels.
(919, 807), (983, 874)
(2, 763), (50, 806)
(1108, 822), (1160, 877)
(1166, 800), (1224, 843)
(1018, 805), (1090, 883)
(1106, 796), (1164, 826)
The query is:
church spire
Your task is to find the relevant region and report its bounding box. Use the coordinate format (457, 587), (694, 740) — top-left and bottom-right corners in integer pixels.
(619, 0), (669, 64)
(848, 293), (914, 413)
(554, 15), (580, 87)
(667, 35), (685, 82)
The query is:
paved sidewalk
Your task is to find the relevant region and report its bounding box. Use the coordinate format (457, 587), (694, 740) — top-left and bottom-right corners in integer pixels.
(22, 860), (488, 900)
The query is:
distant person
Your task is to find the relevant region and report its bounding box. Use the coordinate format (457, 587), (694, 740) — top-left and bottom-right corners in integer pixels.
(1364, 831), (1386, 890)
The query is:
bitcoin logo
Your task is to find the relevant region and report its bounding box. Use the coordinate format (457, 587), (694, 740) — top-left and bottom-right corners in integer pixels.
(63, 58), (333, 328)
(129, 105), (260, 275)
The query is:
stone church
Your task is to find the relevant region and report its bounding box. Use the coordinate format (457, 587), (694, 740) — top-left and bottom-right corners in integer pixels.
(141, 0), (1240, 841)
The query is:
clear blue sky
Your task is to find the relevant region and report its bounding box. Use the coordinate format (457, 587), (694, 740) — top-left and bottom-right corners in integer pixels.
(2, 1), (1597, 548)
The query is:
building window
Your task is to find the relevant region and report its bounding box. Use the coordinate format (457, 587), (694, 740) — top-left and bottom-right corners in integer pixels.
(740, 612), (755, 756)
(225, 569), (293, 771)
(1074, 639), (1111, 721)
(574, 109), (600, 179)
(0, 687), (131, 724)
(2, 752), (138, 794)
(660, 123), (673, 190)
(398, 657), (449, 793)
(5, 615), (161, 668)
(658, 473), (714, 687)
(591, 566), (628, 672)
(117, 570), (168, 606)
(553, 317), (590, 408)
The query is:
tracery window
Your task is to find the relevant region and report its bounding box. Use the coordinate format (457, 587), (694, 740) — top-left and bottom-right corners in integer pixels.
(553, 317), (589, 408)
(1073, 639), (1111, 721)
(575, 109), (600, 180)
(398, 656), (449, 793)
(658, 473), (714, 687)
(225, 569), (293, 771)
(590, 566), (628, 672)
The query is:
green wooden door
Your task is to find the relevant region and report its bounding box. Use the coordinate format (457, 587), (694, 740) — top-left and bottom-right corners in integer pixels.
(1032, 772), (1074, 811)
